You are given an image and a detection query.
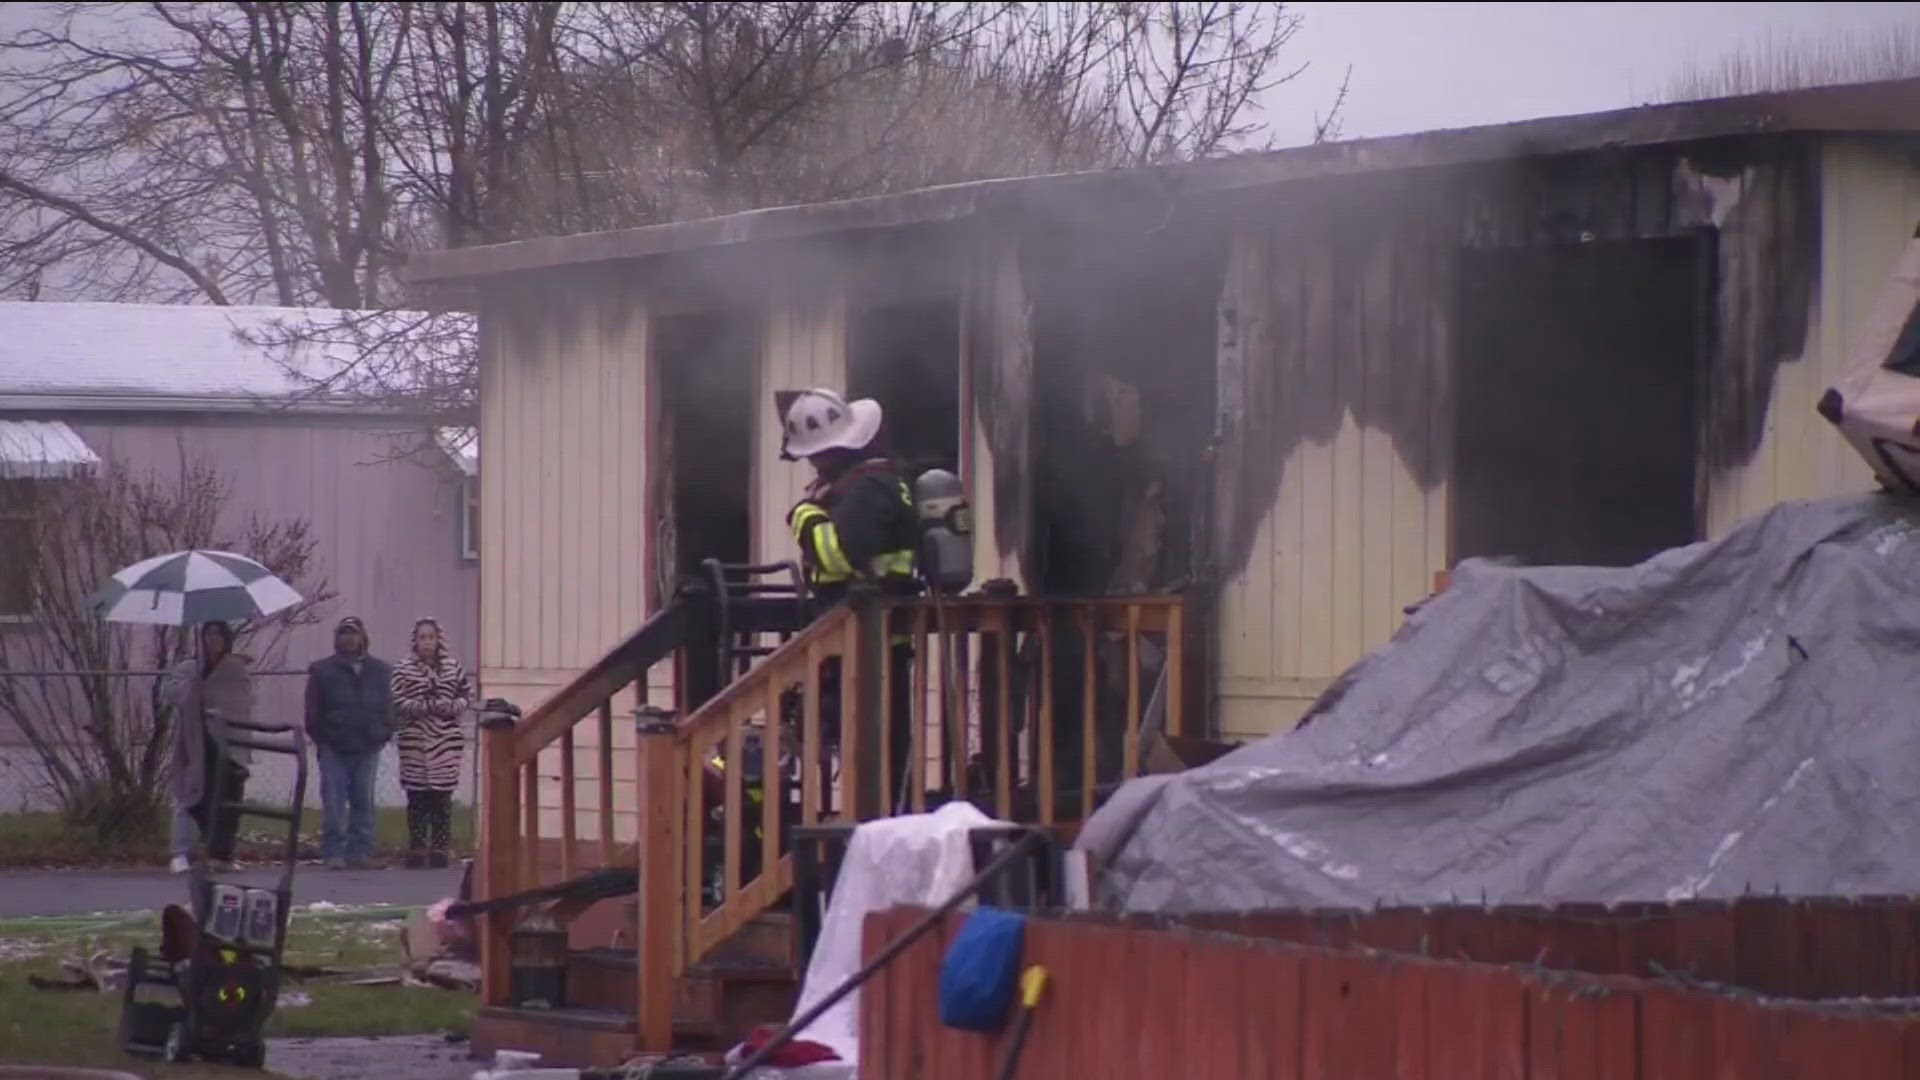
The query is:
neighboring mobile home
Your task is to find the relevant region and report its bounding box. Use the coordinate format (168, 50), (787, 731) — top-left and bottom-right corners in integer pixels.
(0, 301), (479, 809)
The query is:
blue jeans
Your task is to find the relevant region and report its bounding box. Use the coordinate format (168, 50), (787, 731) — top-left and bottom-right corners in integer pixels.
(316, 745), (381, 862)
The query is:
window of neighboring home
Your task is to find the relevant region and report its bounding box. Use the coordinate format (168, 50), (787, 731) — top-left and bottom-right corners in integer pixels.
(0, 479), (39, 619)
(459, 475), (479, 562)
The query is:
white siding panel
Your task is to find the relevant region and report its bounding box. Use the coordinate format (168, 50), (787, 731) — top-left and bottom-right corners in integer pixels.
(753, 292), (847, 565)
(1215, 226), (1450, 742)
(1704, 140), (1920, 534)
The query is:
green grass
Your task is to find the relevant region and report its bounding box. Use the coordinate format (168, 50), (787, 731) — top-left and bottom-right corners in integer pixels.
(0, 807), (476, 869)
(0, 905), (474, 1072)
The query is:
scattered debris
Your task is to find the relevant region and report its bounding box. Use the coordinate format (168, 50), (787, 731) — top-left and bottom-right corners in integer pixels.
(25, 951), (126, 992)
(284, 962), (345, 980)
(281, 989), (313, 1008)
(268, 1034), (478, 1080)
(413, 958), (481, 992)
(0, 937), (49, 963)
(385, 892), (483, 993)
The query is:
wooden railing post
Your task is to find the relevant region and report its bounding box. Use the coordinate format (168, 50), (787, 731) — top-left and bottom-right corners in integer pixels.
(479, 720), (520, 1006)
(559, 728), (577, 880)
(634, 715), (681, 1052)
(846, 586), (885, 818)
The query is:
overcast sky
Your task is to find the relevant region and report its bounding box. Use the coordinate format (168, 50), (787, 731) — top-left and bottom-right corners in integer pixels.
(1263, 1), (1920, 146)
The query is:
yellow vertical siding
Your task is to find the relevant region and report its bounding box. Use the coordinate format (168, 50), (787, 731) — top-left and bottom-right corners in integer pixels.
(753, 291), (848, 565)
(1704, 140), (1920, 534)
(966, 239), (1030, 589)
(1216, 226), (1450, 742)
(479, 285), (653, 845)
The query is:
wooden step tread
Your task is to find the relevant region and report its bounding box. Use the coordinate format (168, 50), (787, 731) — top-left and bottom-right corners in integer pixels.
(571, 947), (796, 983)
(478, 1005), (633, 1032)
(476, 1004), (723, 1041)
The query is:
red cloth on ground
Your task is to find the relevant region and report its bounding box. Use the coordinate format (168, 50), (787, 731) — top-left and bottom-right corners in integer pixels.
(735, 1023), (842, 1066)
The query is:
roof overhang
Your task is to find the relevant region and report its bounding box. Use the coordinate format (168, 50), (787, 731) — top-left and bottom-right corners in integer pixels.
(435, 426), (479, 477)
(403, 77), (1920, 285)
(0, 419), (100, 479)
(0, 393), (414, 416)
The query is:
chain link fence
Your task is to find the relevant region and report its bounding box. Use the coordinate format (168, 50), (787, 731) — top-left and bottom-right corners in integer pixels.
(0, 669), (479, 815)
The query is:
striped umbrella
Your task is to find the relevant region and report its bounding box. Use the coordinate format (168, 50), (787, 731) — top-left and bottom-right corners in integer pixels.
(92, 549), (303, 626)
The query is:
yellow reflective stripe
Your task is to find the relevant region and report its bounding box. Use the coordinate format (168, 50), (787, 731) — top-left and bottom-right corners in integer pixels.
(872, 549), (914, 577)
(811, 524), (854, 579)
(791, 504), (855, 580)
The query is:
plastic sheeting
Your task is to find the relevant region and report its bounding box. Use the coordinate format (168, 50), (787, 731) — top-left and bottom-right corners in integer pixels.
(787, 801), (997, 1069)
(1081, 494), (1920, 912)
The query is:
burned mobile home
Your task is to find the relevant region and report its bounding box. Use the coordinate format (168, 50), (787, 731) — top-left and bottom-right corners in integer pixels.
(410, 77), (1920, 748)
(405, 78), (1920, 1063)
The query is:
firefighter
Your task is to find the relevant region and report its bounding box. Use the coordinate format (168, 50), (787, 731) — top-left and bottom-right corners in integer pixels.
(780, 388), (920, 600)
(779, 387), (919, 807)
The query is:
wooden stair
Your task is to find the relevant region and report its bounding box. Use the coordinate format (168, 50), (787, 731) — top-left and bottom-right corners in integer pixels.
(473, 593), (1191, 1067)
(470, 913), (801, 1066)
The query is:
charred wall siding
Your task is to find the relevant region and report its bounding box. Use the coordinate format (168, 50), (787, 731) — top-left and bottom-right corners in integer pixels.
(1709, 137), (1920, 533)
(1209, 138), (1825, 738)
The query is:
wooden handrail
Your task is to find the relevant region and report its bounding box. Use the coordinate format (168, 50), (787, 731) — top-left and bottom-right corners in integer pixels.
(668, 594), (1188, 985)
(668, 606), (855, 972)
(482, 587), (1191, 1057)
(673, 606), (854, 736)
(511, 600), (690, 757)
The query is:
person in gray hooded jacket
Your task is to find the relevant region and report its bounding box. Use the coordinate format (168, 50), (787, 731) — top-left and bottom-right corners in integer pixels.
(305, 615), (394, 869)
(162, 620), (254, 872)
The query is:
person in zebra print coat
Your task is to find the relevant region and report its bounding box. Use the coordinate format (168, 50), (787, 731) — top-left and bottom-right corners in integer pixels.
(391, 617), (472, 868)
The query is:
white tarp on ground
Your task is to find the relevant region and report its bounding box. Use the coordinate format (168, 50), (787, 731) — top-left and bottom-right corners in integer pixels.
(787, 801), (996, 1071)
(1080, 494), (1920, 913)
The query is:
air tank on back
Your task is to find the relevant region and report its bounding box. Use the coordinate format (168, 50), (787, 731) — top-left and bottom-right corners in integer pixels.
(913, 468), (973, 595)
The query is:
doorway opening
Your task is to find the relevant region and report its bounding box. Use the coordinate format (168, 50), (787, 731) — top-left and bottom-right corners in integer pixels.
(1453, 234), (1710, 568)
(846, 297), (961, 475)
(655, 311), (757, 585)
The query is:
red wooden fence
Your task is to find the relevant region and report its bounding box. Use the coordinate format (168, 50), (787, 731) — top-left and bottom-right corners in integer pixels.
(1152, 895), (1920, 1000)
(858, 905), (1920, 1079)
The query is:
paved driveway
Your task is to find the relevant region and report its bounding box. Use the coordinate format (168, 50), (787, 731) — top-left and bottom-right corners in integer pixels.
(0, 866), (463, 917)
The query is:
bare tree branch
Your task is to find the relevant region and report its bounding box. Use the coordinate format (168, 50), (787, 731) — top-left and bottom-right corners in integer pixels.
(0, 168), (232, 303)
(0, 1), (1336, 423)
(0, 448), (334, 838)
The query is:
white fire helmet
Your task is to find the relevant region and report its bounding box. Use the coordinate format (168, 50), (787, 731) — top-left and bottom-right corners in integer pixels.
(1819, 224), (1920, 492)
(781, 387), (883, 459)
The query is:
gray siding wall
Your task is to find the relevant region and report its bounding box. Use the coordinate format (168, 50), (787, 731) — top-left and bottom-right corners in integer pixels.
(0, 413), (479, 811)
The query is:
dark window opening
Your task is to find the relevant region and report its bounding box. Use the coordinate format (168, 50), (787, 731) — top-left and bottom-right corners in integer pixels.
(1030, 238), (1221, 597)
(656, 312), (756, 579)
(1453, 234), (1709, 568)
(847, 297), (961, 475)
(0, 479), (41, 618)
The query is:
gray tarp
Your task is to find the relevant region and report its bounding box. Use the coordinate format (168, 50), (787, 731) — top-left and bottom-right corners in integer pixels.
(1081, 494), (1920, 912)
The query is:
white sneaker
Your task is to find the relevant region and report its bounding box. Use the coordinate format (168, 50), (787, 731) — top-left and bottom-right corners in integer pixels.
(169, 855), (191, 874)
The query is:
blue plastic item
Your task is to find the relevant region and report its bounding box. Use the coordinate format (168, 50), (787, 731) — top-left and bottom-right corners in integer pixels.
(937, 907), (1027, 1033)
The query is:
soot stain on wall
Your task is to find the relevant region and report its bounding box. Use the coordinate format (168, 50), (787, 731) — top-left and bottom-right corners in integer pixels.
(1197, 140), (1819, 583)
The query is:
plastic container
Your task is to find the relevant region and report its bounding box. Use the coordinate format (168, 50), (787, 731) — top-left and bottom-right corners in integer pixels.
(242, 889), (278, 947)
(206, 884), (245, 943)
